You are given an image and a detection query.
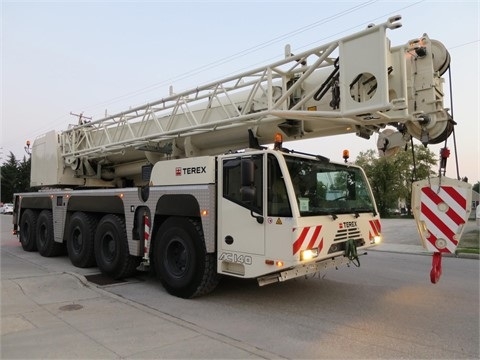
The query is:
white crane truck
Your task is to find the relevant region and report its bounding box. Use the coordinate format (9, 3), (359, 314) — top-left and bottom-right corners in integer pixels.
(12, 16), (465, 298)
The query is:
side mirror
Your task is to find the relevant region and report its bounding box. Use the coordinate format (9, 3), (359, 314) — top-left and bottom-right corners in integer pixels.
(241, 159), (255, 186)
(240, 159), (255, 203)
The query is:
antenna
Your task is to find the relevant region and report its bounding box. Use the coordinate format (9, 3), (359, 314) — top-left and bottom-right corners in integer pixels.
(70, 111), (92, 125)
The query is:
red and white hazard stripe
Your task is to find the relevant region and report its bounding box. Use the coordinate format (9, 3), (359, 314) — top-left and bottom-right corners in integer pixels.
(368, 219), (381, 240)
(420, 186), (467, 253)
(143, 214), (151, 260)
(293, 226), (323, 255)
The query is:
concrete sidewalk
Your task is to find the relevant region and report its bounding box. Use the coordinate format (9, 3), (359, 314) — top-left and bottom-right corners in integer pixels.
(371, 242), (429, 255)
(372, 218), (479, 259)
(1, 250), (274, 359)
(370, 242), (480, 259)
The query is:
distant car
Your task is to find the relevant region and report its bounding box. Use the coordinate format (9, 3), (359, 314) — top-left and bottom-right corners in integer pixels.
(1, 203), (13, 215)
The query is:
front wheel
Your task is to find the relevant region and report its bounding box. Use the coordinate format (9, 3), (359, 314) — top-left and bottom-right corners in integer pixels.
(94, 214), (140, 279)
(154, 217), (218, 298)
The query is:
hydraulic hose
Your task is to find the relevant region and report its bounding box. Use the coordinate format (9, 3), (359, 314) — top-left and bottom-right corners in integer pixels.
(345, 239), (360, 267)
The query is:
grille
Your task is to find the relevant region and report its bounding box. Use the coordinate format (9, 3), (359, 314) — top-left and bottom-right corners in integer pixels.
(334, 227), (362, 242)
(328, 226), (365, 254)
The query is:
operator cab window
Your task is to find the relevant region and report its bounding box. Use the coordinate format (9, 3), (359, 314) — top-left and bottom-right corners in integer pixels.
(223, 155), (263, 213)
(268, 155), (292, 217)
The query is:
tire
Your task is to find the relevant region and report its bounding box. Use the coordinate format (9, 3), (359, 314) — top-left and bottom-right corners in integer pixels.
(36, 210), (64, 257)
(67, 212), (97, 268)
(19, 209), (38, 252)
(154, 217), (219, 298)
(94, 214), (140, 279)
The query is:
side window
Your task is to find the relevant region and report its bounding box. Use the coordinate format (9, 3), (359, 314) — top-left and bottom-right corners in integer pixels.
(268, 155), (292, 217)
(223, 155), (263, 213)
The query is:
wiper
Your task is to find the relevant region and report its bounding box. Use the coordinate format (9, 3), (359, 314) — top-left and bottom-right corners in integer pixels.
(300, 210), (338, 220)
(352, 207), (376, 215)
(283, 148), (330, 162)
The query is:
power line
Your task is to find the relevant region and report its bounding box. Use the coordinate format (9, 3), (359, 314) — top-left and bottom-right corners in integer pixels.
(449, 39), (480, 50)
(173, 0), (429, 92)
(77, 1), (379, 115)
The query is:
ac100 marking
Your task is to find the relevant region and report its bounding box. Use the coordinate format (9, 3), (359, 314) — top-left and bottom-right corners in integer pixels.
(219, 252), (252, 265)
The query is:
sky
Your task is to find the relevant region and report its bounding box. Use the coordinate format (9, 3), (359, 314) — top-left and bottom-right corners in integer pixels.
(1, 0), (479, 184)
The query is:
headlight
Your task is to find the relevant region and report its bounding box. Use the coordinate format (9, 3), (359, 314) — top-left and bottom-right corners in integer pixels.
(300, 248), (319, 261)
(371, 234), (382, 244)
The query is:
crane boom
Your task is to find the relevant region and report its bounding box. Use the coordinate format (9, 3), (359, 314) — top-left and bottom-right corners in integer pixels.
(31, 15), (453, 188)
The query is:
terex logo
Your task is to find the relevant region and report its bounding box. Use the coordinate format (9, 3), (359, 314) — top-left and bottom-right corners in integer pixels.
(339, 221), (357, 229)
(175, 166), (207, 176)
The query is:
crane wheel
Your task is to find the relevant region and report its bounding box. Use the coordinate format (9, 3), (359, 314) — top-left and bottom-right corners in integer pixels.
(94, 214), (140, 279)
(36, 210), (64, 257)
(19, 209), (38, 252)
(67, 212), (97, 268)
(153, 217), (219, 298)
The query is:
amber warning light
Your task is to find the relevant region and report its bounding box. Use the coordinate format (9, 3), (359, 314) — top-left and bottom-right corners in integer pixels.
(343, 149), (350, 163)
(274, 133), (283, 150)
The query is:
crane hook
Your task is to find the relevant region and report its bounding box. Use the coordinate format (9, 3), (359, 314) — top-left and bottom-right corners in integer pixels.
(430, 252), (442, 284)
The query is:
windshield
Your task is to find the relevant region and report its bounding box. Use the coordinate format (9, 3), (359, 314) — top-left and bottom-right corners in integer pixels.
(284, 156), (375, 217)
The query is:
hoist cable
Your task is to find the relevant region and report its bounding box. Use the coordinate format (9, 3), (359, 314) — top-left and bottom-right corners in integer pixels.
(447, 67), (461, 180)
(410, 137), (418, 182)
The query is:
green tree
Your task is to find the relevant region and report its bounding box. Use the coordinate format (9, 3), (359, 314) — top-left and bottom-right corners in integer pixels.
(355, 145), (437, 217)
(393, 145), (437, 215)
(473, 181), (480, 194)
(1, 152), (32, 203)
(355, 149), (401, 217)
(1, 152), (19, 203)
(17, 156), (32, 193)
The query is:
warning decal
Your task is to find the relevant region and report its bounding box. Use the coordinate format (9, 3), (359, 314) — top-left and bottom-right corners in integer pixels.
(292, 226), (323, 255)
(412, 177), (472, 253)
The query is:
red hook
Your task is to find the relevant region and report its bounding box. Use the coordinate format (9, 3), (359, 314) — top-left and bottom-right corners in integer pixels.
(430, 252), (442, 284)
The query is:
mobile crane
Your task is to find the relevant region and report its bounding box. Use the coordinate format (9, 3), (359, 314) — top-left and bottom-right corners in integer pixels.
(12, 16), (471, 297)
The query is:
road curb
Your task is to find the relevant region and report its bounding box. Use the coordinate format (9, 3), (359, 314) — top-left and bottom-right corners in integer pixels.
(370, 248), (479, 259)
(65, 271), (285, 359)
(455, 252), (480, 260)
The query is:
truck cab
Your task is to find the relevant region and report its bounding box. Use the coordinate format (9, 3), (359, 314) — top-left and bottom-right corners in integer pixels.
(216, 148), (381, 284)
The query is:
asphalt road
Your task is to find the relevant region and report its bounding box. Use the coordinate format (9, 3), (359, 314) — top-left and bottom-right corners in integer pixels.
(1, 215), (479, 359)
(107, 248), (479, 359)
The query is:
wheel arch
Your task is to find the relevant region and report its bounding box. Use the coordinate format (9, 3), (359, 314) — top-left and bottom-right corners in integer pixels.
(152, 194), (214, 253)
(17, 196), (52, 224)
(62, 195), (125, 242)
(152, 194), (201, 244)
(155, 194), (201, 218)
(67, 195), (124, 214)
